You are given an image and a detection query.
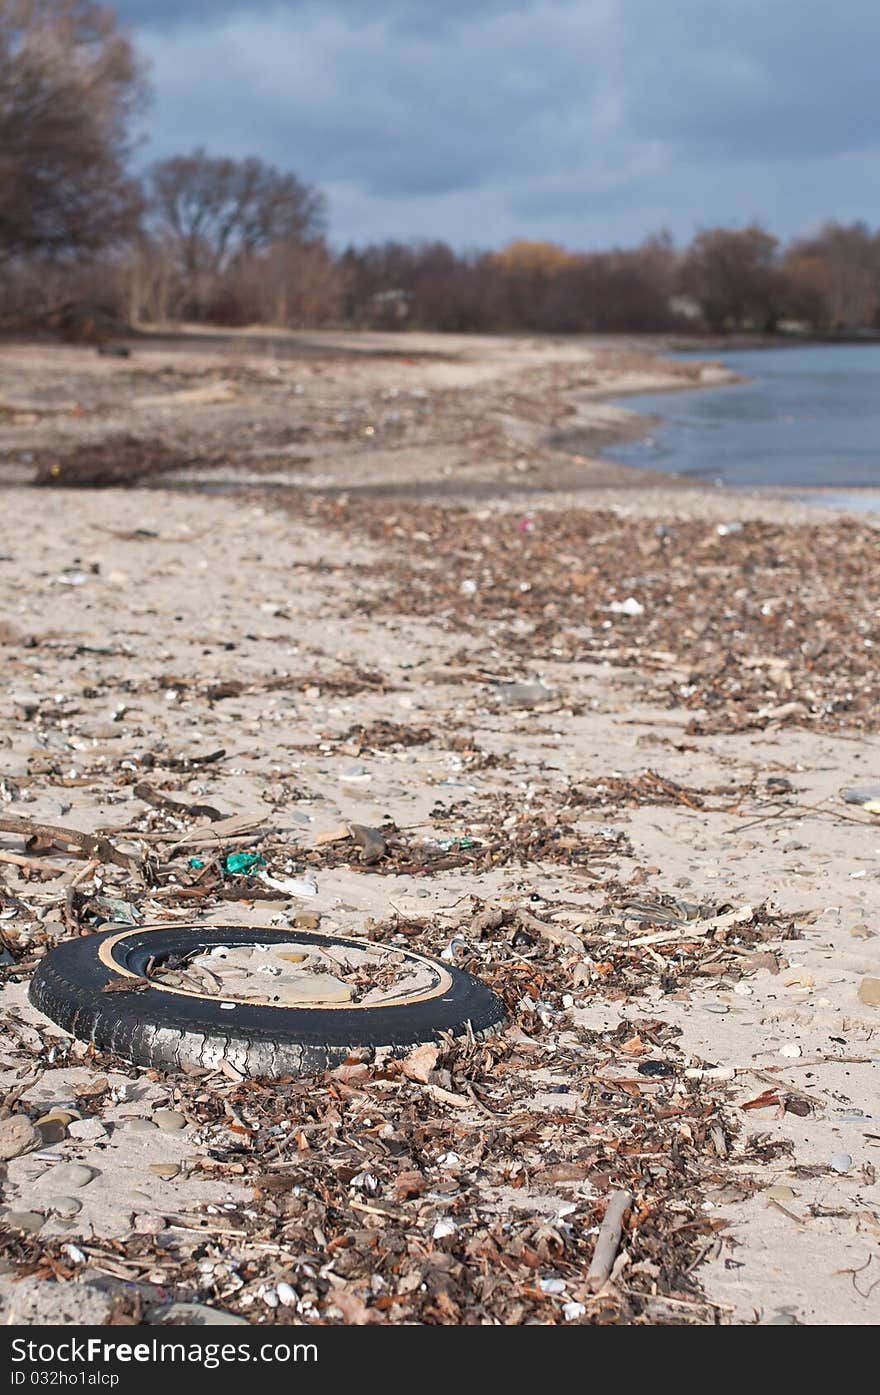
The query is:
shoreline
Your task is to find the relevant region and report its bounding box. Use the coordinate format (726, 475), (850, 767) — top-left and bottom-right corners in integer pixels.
(0, 330), (878, 1327)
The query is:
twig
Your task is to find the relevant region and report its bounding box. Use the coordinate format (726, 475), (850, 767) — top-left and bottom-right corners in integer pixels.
(766, 1197), (806, 1226)
(587, 1189), (632, 1291)
(0, 850), (70, 875)
(0, 815), (138, 871)
(747, 1066), (825, 1107)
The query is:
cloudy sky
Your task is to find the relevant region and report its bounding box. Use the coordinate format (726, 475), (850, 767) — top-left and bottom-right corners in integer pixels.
(115, 1), (880, 251)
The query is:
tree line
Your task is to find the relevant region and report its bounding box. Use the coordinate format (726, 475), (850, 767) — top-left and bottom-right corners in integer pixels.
(3, 1), (880, 338)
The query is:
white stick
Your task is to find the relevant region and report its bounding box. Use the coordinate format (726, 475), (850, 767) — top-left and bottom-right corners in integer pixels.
(587, 1190), (633, 1291)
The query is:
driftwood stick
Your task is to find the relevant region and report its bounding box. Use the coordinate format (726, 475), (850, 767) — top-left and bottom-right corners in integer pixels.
(0, 815), (138, 872)
(587, 1189), (632, 1291)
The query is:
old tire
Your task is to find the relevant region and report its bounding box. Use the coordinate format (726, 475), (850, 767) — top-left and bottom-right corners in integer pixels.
(28, 923), (505, 1077)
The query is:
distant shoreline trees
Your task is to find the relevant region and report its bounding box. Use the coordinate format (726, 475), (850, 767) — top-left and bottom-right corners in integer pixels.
(2, 3), (880, 337)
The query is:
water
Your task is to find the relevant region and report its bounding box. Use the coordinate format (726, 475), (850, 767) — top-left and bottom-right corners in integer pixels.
(605, 344), (880, 500)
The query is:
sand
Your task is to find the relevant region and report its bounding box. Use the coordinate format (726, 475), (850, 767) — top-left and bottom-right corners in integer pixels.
(0, 329), (878, 1326)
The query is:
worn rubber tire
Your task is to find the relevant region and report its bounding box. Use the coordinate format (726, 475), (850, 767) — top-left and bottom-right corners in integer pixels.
(28, 923), (505, 1077)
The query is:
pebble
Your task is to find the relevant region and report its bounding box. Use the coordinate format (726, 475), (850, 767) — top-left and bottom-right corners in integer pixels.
(0, 1115), (40, 1160)
(857, 977), (880, 1008)
(134, 1214), (167, 1235)
(704, 1003), (730, 1014)
(779, 1043), (802, 1058)
(496, 681), (555, 708)
(766, 1185), (796, 1201)
(153, 1110), (187, 1131)
(46, 1163), (97, 1189)
(36, 1109), (78, 1128)
(129, 1190), (154, 1207)
(3, 1210), (45, 1233)
(48, 1196), (82, 1219)
(149, 1162), (181, 1180)
(124, 1117), (158, 1133)
(147, 1302), (248, 1327)
(829, 1153), (852, 1174)
(67, 1118), (107, 1142)
(35, 1118), (68, 1146)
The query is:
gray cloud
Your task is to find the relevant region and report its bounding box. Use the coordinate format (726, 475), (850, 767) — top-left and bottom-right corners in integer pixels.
(116, 0), (880, 247)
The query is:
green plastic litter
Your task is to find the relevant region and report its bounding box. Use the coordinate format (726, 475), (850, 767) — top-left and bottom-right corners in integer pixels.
(188, 857), (205, 869)
(438, 836), (476, 851)
(224, 852), (266, 875)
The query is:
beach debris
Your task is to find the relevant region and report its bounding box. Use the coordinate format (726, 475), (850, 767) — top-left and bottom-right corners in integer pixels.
(88, 896), (140, 926)
(224, 852), (267, 876)
(587, 1190), (632, 1291)
(348, 823), (387, 865)
(257, 871), (317, 897)
(134, 781), (226, 822)
(0, 815), (138, 871)
(606, 597), (645, 617)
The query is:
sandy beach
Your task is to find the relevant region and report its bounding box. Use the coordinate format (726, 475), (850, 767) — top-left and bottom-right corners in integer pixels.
(1, 330), (878, 1326)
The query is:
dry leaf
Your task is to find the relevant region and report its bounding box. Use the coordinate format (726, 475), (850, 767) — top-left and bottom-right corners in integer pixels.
(400, 1044), (439, 1083)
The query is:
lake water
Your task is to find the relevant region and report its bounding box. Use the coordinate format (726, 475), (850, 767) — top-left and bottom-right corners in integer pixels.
(605, 343), (880, 505)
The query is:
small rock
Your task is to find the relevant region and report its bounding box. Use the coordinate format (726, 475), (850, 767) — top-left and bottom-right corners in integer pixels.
(147, 1301), (248, 1327)
(153, 1109), (187, 1131)
(36, 1118), (68, 1145)
(123, 1117), (158, 1133)
(277, 975), (353, 1005)
(3, 1210), (45, 1233)
(779, 1043), (802, 1058)
(149, 1162), (181, 1180)
(46, 1163), (97, 1189)
(829, 1153), (852, 1174)
(843, 784), (880, 805)
(133, 1214), (167, 1235)
(5, 1277), (114, 1324)
(766, 1185), (796, 1201)
(0, 1114), (40, 1160)
(704, 1003), (730, 1014)
(128, 1190), (155, 1207)
(293, 912), (321, 929)
(67, 1117), (107, 1142)
(36, 1109), (78, 1127)
(495, 680), (555, 708)
(48, 1196), (82, 1219)
(857, 977), (880, 1008)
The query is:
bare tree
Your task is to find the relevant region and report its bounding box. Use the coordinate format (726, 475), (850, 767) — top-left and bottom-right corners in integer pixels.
(148, 149), (326, 314)
(785, 222), (879, 330)
(0, 0), (146, 263)
(681, 226), (783, 331)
